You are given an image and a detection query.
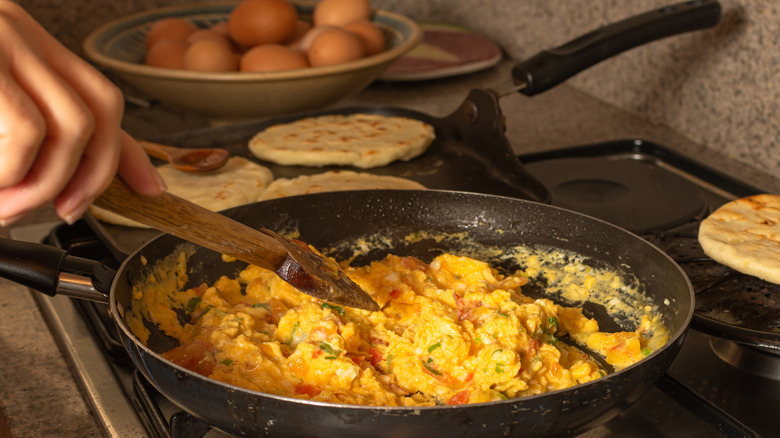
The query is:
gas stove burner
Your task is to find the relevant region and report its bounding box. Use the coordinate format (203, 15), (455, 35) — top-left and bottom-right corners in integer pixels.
(524, 157), (706, 233)
(710, 337), (780, 381)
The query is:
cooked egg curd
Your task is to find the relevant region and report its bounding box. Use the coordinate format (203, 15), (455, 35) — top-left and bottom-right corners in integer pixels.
(128, 249), (665, 406)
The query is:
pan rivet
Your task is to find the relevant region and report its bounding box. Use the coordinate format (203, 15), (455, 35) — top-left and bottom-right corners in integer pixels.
(464, 102), (478, 122)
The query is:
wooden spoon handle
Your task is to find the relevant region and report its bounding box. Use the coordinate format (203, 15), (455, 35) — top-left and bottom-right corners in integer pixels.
(92, 178), (379, 311)
(137, 140), (176, 161)
(93, 178), (288, 271)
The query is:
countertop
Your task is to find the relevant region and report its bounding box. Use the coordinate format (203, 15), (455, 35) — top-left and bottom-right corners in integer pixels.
(1, 61), (778, 437)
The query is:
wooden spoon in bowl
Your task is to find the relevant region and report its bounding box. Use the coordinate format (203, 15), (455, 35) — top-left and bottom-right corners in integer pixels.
(139, 140), (230, 172)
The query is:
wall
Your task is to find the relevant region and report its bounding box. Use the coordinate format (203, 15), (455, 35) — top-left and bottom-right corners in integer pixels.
(16, 0), (779, 178)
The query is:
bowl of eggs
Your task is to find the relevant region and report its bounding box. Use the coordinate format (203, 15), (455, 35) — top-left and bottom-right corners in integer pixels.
(83, 0), (421, 120)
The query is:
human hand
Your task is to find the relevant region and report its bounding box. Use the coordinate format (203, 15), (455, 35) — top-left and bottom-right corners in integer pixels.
(0, 1), (165, 226)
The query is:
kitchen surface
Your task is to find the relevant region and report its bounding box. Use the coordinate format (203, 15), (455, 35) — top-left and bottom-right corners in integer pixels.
(2, 0), (780, 437)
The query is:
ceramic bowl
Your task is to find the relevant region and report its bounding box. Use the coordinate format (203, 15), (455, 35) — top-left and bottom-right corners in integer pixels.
(83, 1), (421, 120)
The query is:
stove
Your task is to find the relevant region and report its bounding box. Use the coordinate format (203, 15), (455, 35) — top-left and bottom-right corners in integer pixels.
(17, 139), (779, 437)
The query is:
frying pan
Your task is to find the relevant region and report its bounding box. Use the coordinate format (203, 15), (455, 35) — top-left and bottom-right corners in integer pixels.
(2, 190), (692, 437)
(0, 2), (721, 436)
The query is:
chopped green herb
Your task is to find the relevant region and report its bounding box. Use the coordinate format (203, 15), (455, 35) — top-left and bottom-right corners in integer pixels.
(318, 341), (340, 359)
(548, 317), (558, 328)
(213, 308), (226, 317)
(232, 317), (244, 323)
(641, 347), (652, 356)
(185, 297), (202, 313)
(422, 358), (442, 376)
(496, 312), (509, 319)
(201, 305), (214, 316)
(321, 302), (345, 315)
(427, 341), (442, 353)
(252, 302), (269, 310)
(386, 354), (394, 367)
(287, 321), (300, 345)
(495, 363), (505, 374)
(497, 392), (508, 400)
(492, 349), (503, 356)
(220, 358), (233, 366)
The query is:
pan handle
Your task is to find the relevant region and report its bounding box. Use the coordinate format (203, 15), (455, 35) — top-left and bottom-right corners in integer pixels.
(511, 0), (722, 96)
(0, 237), (114, 303)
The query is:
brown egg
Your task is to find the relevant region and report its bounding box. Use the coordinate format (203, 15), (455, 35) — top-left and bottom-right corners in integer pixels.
(343, 20), (385, 56)
(240, 44), (309, 72)
(210, 21), (230, 36)
(294, 25), (337, 53)
(228, 0), (299, 47)
(307, 28), (365, 67)
(313, 0), (372, 27)
(284, 20), (313, 47)
(146, 17), (197, 49)
(186, 28), (235, 50)
(145, 39), (188, 69)
(183, 39), (240, 72)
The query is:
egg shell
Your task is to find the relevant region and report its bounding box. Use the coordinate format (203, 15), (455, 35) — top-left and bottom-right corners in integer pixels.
(240, 44), (310, 72)
(145, 39), (188, 69)
(294, 25), (337, 53)
(284, 20), (313, 45)
(186, 28), (236, 51)
(313, 0), (372, 27)
(343, 19), (385, 56)
(210, 21), (230, 35)
(146, 17), (196, 49)
(307, 28), (365, 67)
(183, 39), (240, 72)
(228, 0), (299, 47)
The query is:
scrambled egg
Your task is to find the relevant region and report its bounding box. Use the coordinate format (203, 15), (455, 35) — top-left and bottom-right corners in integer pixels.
(128, 248), (664, 407)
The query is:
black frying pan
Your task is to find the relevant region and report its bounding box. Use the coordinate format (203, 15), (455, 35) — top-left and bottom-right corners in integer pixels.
(3, 190), (692, 437)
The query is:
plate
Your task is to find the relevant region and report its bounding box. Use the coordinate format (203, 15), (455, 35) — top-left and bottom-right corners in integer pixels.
(379, 22), (503, 82)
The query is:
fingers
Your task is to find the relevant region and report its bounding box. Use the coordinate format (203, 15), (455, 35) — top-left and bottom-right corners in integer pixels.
(116, 131), (167, 196)
(0, 4), (165, 226)
(0, 54), (46, 188)
(53, 132), (166, 224)
(0, 12), (95, 224)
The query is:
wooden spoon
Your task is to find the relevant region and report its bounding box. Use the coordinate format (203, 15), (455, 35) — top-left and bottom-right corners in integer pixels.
(93, 178), (379, 311)
(139, 140), (230, 172)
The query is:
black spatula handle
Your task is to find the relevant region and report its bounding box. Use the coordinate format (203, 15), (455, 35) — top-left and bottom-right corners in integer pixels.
(512, 0), (722, 96)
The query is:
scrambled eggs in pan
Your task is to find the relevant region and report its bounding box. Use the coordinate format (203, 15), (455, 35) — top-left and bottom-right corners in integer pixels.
(129, 247), (666, 407)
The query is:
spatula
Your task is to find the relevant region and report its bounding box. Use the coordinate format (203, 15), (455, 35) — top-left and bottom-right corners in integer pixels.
(92, 178), (379, 311)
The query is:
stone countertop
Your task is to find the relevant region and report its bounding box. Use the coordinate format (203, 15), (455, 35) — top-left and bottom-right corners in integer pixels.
(0, 61), (778, 437)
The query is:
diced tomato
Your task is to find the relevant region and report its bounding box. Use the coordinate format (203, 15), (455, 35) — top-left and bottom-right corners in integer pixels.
(368, 347), (383, 368)
(526, 338), (541, 357)
(348, 355), (365, 365)
(454, 292), (483, 322)
(369, 336), (388, 346)
(162, 340), (216, 376)
(293, 383), (322, 397)
(190, 283), (208, 297)
(389, 288), (402, 300)
(446, 389), (470, 405)
(400, 257), (427, 271)
(312, 348), (323, 359)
